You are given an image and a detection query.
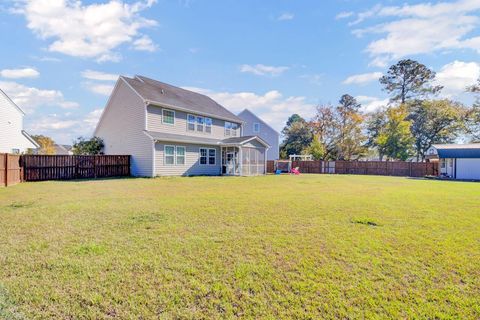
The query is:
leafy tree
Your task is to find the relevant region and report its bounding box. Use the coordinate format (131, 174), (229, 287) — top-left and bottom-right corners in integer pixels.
(380, 59), (443, 104)
(375, 105), (414, 161)
(407, 100), (464, 160)
(334, 94), (366, 160)
(72, 137), (104, 155)
(31, 135), (56, 155)
(309, 105), (337, 160)
(365, 110), (388, 160)
(465, 78), (480, 142)
(280, 115), (313, 158)
(304, 135), (325, 160)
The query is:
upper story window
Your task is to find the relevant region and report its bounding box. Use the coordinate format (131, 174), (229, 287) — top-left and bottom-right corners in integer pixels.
(225, 122), (238, 137)
(162, 109), (175, 125)
(253, 122), (260, 133)
(187, 114), (195, 131)
(188, 114), (212, 134)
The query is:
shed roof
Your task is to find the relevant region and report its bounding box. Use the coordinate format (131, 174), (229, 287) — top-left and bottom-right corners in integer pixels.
(123, 76), (243, 123)
(433, 144), (480, 158)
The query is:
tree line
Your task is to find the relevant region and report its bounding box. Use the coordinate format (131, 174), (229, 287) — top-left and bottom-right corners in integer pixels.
(29, 136), (104, 155)
(280, 59), (480, 161)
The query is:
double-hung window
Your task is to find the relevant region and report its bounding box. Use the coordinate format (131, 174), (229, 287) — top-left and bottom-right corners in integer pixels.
(165, 146), (175, 165)
(225, 122), (232, 136)
(200, 148), (216, 165)
(196, 116), (204, 132)
(205, 118), (212, 134)
(176, 146), (185, 165)
(162, 109), (175, 125)
(231, 123), (238, 137)
(165, 146), (186, 165)
(187, 114), (196, 131)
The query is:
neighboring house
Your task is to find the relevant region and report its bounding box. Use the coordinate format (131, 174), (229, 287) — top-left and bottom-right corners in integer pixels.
(426, 144), (480, 180)
(94, 76), (270, 177)
(238, 109), (279, 160)
(54, 144), (73, 155)
(0, 88), (39, 154)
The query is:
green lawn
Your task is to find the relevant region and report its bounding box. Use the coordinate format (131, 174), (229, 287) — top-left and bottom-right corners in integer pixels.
(1, 175), (479, 319)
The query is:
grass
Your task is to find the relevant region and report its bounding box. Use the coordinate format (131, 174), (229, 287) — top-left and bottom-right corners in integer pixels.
(0, 175), (479, 319)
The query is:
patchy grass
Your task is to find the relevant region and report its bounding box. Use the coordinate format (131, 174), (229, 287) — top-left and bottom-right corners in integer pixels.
(1, 175), (479, 319)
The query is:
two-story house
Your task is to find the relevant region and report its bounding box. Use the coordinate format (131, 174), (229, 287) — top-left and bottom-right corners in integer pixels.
(238, 109), (279, 160)
(94, 76), (269, 177)
(0, 88), (39, 154)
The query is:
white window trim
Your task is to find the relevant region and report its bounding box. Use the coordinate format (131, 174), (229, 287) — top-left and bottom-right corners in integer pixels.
(225, 122), (231, 136)
(162, 109), (175, 125)
(164, 145), (176, 166)
(176, 146), (186, 166)
(253, 122), (260, 133)
(187, 114), (196, 131)
(205, 117), (212, 134)
(196, 116), (205, 132)
(199, 147), (216, 166)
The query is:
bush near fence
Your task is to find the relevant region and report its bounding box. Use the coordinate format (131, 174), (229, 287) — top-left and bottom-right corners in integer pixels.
(267, 160), (438, 178)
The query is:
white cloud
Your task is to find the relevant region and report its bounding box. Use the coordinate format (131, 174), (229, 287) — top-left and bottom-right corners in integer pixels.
(277, 13), (294, 21)
(346, 1), (480, 65)
(435, 60), (480, 98)
(132, 35), (158, 52)
(81, 70), (118, 81)
(0, 68), (39, 79)
(84, 108), (104, 128)
(84, 83), (115, 96)
(183, 87), (315, 131)
(343, 72), (382, 85)
(239, 64), (289, 76)
(336, 11), (354, 20)
(356, 95), (389, 113)
(14, 0), (158, 62)
(0, 81), (79, 113)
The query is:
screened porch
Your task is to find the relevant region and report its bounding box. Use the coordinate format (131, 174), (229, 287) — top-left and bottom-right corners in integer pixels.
(221, 146), (266, 176)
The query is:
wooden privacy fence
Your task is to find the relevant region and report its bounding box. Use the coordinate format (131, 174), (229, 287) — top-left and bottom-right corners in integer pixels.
(268, 160), (438, 178)
(0, 154), (22, 187)
(21, 155), (130, 182)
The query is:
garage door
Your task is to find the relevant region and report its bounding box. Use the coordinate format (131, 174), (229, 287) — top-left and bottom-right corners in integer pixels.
(456, 158), (480, 180)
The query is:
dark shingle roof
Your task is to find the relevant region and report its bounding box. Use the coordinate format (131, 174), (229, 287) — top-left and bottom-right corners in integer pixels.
(433, 144), (480, 158)
(123, 76), (243, 123)
(221, 136), (270, 147)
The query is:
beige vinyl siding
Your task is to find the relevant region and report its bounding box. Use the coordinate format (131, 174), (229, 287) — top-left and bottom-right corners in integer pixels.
(238, 109), (279, 160)
(0, 91), (36, 153)
(155, 142), (221, 176)
(95, 79), (153, 177)
(147, 105), (241, 139)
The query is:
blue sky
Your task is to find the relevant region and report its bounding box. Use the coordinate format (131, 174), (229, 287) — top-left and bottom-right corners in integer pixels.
(1, 0), (479, 143)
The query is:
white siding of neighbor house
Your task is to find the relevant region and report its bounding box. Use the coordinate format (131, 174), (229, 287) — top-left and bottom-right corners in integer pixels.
(0, 90), (37, 153)
(147, 105), (241, 139)
(154, 142), (221, 176)
(95, 79), (153, 177)
(238, 109), (279, 160)
(456, 158), (480, 180)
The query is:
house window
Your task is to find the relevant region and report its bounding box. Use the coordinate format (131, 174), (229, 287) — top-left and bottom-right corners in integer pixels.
(176, 146), (185, 165)
(187, 114), (196, 131)
(205, 118), (212, 134)
(162, 109), (175, 125)
(164, 145), (175, 165)
(225, 122), (232, 136)
(200, 148), (216, 165)
(231, 123), (238, 137)
(200, 148), (207, 165)
(11, 149), (20, 155)
(253, 122), (260, 133)
(209, 149), (216, 165)
(196, 116), (204, 132)
(441, 159), (446, 169)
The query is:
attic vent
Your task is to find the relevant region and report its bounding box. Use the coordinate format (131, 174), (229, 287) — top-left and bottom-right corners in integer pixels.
(161, 89), (165, 94)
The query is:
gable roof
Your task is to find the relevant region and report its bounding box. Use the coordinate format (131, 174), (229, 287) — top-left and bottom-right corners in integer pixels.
(238, 108), (279, 135)
(433, 144), (480, 158)
(122, 76), (243, 123)
(0, 88), (26, 115)
(221, 135), (270, 148)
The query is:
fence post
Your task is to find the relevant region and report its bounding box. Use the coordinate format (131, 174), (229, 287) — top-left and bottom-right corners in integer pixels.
(4, 153), (8, 187)
(93, 155), (97, 178)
